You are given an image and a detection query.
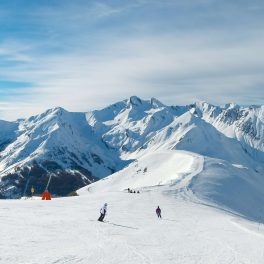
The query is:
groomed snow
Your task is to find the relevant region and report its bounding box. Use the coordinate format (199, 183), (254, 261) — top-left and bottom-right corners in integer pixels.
(1, 187), (264, 263)
(1, 150), (264, 263)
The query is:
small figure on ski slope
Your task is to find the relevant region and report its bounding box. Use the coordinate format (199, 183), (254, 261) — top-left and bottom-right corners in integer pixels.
(98, 203), (107, 222)
(156, 206), (162, 218)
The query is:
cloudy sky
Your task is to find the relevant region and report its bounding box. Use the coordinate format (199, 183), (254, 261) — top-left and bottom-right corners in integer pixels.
(0, 0), (263, 120)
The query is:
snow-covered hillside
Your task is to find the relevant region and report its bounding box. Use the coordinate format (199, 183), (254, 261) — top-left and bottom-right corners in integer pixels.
(79, 149), (264, 222)
(1, 149), (264, 264)
(79, 151), (203, 193)
(0, 96), (264, 205)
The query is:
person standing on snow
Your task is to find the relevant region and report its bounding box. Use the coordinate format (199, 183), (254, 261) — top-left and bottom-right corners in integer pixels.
(156, 206), (162, 218)
(98, 203), (107, 222)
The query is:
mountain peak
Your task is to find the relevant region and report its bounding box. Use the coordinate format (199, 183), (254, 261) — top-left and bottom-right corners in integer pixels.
(150, 97), (164, 108)
(129, 96), (142, 106)
(223, 103), (238, 110)
(41, 106), (68, 120)
(49, 106), (67, 115)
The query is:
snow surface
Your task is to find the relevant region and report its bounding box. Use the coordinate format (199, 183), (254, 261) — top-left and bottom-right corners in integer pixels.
(1, 150), (264, 264)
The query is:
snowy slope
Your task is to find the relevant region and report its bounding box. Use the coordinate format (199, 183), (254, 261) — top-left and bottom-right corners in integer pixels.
(78, 151), (203, 194)
(79, 149), (264, 222)
(0, 120), (19, 152)
(1, 150), (264, 263)
(191, 157), (264, 221)
(3, 190), (264, 264)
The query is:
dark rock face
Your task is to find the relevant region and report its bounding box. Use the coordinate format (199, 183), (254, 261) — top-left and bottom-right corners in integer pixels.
(0, 161), (97, 199)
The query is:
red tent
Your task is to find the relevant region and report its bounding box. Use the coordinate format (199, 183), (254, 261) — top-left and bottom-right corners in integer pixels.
(42, 191), (51, 200)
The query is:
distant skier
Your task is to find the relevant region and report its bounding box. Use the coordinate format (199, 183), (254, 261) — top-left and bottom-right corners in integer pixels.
(156, 206), (161, 218)
(98, 203), (108, 222)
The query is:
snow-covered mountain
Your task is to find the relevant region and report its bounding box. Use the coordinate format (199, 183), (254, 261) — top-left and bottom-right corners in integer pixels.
(0, 96), (264, 203)
(0, 107), (127, 198)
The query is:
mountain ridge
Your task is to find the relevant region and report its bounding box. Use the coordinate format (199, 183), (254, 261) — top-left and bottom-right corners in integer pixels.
(0, 96), (263, 198)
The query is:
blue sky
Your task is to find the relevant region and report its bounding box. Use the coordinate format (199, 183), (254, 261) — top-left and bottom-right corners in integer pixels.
(0, 0), (263, 120)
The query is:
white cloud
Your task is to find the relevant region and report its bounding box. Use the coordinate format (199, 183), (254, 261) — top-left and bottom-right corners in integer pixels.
(0, 29), (263, 121)
(0, 1), (263, 120)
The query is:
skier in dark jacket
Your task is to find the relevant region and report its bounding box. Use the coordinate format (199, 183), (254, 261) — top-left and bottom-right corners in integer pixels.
(156, 206), (161, 218)
(98, 203), (107, 222)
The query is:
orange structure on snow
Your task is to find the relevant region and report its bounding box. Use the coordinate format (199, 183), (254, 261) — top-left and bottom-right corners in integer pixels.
(42, 191), (51, 200)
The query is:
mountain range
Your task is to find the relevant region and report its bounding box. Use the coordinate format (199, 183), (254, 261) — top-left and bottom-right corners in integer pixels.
(0, 96), (263, 201)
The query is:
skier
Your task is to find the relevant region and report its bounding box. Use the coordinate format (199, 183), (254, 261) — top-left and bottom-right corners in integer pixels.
(156, 206), (161, 218)
(98, 203), (107, 222)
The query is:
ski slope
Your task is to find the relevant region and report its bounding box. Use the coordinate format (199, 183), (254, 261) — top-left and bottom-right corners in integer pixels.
(1, 150), (264, 263)
(1, 187), (264, 263)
